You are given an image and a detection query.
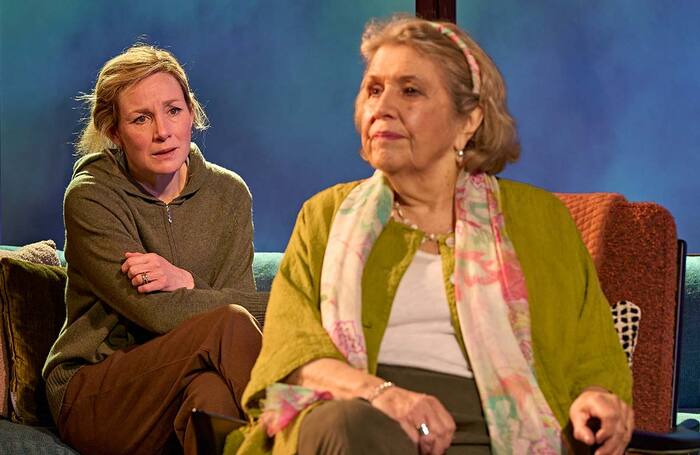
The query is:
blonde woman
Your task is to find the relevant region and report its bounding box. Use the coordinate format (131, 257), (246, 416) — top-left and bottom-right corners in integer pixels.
(43, 45), (262, 454)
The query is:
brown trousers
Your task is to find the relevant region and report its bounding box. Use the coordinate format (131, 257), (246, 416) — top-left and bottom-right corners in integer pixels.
(57, 305), (262, 455)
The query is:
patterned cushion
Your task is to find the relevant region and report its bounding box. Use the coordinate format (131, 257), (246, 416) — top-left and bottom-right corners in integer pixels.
(611, 300), (641, 367)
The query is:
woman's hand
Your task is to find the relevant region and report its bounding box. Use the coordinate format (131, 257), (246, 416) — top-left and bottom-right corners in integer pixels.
(569, 386), (633, 455)
(120, 252), (195, 293)
(372, 386), (455, 455)
(288, 359), (454, 454)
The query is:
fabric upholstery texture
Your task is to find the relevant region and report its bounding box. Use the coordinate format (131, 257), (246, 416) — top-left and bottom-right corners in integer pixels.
(0, 420), (78, 454)
(0, 240), (61, 267)
(556, 192), (679, 432)
(0, 242), (61, 419)
(250, 252), (282, 327)
(253, 252), (282, 292)
(0, 258), (67, 425)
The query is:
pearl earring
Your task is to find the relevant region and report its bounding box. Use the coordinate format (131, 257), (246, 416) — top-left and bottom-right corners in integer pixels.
(455, 148), (465, 165)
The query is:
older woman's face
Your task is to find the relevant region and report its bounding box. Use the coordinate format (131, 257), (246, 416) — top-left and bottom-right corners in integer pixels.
(357, 44), (470, 176)
(112, 72), (193, 185)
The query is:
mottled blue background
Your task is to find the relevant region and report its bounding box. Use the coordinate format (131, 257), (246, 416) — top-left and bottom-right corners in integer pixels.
(1, 1), (699, 252)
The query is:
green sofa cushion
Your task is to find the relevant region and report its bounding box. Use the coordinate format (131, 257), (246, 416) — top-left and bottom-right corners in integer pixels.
(252, 252), (282, 292)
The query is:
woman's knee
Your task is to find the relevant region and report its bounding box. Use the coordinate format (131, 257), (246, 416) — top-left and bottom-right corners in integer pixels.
(200, 306), (262, 389)
(195, 305), (261, 347)
(212, 304), (260, 331)
(298, 399), (416, 455)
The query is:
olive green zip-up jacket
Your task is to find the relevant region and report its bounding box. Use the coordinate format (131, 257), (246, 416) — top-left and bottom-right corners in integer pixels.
(234, 179), (632, 454)
(43, 144), (260, 422)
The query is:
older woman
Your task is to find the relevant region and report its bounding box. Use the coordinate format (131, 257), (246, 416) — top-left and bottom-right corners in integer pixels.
(42, 45), (262, 454)
(236, 16), (632, 455)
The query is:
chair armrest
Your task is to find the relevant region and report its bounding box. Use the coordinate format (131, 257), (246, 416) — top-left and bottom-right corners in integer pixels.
(191, 408), (246, 455)
(628, 428), (700, 453)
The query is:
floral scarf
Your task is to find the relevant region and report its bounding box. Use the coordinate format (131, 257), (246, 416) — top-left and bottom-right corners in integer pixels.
(263, 170), (561, 453)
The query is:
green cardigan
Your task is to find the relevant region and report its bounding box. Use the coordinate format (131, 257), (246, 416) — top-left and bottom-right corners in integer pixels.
(234, 179), (632, 454)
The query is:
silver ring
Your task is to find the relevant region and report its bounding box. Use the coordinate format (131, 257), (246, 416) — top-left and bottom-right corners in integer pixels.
(417, 422), (430, 437)
(141, 272), (150, 285)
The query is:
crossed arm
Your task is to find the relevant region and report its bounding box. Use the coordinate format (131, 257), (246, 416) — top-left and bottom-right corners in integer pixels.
(64, 182), (258, 334)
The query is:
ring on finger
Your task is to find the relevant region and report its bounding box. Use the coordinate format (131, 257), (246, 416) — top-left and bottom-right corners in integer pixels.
(141, 272), (150, 285)
(417, 422), (430, 437)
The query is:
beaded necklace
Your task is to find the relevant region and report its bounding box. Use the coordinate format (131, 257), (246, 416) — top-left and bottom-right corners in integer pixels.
(392, 200), (455, 247)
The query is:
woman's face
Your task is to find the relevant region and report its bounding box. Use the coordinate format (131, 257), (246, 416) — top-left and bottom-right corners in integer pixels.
(111, 72), (193, 185)
(357, 44), (474, 177)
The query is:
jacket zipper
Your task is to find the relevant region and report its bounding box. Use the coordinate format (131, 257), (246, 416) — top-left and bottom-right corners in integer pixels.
(164, 204), (179, 264)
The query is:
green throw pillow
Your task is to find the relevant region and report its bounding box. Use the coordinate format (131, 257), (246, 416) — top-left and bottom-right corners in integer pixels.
(0, 257), (66, 425)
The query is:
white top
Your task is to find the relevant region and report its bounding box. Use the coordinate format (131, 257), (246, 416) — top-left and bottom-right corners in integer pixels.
(377, 249), (473, 378)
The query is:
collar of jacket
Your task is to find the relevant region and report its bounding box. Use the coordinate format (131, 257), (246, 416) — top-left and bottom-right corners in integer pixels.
(107, 142), (207, 204)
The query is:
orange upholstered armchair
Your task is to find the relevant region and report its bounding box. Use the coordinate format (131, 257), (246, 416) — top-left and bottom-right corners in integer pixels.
(556, 192), (700, 452)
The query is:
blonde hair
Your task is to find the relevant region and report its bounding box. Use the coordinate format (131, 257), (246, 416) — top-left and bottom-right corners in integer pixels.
(76, 44), (208, 155)
(355, 16), (520, 174)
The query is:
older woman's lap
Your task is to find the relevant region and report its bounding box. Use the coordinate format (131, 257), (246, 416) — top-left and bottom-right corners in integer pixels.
(298, 398), (415, 454)
(297, 365), (490, 455)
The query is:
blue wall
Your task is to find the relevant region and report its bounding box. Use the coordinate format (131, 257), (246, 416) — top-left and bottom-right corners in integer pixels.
(1, 1), (699, 252)
(461, 2), (700, 254)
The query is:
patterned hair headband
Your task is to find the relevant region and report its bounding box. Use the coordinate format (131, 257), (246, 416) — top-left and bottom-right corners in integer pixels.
(429, 22), (481, 95)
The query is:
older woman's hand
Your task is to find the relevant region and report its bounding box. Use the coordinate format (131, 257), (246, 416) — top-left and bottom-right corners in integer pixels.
(372, 386), (455, 455)
(569, 386), (633, 455)
(121, 251), (195, 293)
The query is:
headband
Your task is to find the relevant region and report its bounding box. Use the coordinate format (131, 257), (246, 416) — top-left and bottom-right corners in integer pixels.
(429, 22), (481, 95)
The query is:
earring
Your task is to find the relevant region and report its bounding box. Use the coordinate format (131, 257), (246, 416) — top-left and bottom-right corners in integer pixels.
(455, 148), (465, 165)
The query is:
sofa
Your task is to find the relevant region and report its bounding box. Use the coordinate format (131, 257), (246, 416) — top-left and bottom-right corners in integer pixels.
(1, 191), (698, 453)
(0, 241), (281, 454)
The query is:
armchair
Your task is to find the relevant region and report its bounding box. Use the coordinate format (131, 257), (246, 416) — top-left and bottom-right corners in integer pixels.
(555, 192), (700, 452)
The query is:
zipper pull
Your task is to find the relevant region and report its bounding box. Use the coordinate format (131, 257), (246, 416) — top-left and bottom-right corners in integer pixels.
(166, 205), (173, 224)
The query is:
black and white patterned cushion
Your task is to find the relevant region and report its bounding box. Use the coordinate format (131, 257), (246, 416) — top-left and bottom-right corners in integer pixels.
(610, 300), (641, 367)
